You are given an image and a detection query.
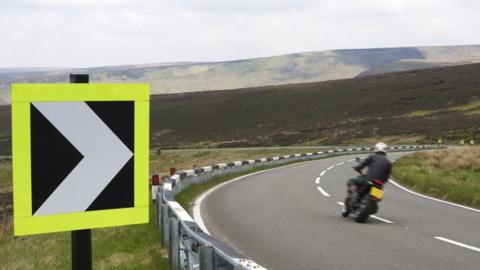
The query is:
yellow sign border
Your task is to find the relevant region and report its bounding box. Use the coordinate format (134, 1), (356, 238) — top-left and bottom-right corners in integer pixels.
(12, 84), (150, 236)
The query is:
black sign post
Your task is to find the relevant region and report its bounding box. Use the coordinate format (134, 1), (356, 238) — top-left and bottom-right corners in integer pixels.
(70, 73), (93, 270)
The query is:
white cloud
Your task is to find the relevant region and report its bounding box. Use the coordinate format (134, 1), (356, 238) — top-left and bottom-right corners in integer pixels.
(0, 0), (479, 67)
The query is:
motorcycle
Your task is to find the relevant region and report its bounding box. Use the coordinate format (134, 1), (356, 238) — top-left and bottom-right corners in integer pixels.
(341, 157), (385, 223)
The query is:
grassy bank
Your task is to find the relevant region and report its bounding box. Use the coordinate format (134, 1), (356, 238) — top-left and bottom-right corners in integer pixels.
(0, 200), (169, 270)
(392, 147), (480, 208)
(0, 160), (11, 193)
(145, 63), (480, 149)
(0, 157), (171, 270)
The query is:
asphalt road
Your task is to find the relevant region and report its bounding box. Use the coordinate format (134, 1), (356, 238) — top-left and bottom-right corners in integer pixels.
(200, 153), (480, 270)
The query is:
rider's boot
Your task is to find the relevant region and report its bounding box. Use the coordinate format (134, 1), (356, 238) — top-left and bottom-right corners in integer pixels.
(342, 185), (356, 217)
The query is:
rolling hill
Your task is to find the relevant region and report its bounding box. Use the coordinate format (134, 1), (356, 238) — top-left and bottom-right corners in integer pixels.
(146, 63), (480, 149)
(1, 45), (480, 105)
(1, 62), (479, 155)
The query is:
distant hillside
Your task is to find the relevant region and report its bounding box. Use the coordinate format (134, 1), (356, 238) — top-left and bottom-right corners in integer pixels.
(146, 63), (480, 149)
(2, 62), (479, 155)
(0, 67), (67, 74)
(1, 45), (480, 105)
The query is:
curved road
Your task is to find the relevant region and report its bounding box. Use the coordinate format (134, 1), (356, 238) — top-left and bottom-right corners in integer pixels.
(199, 153), (480, 270)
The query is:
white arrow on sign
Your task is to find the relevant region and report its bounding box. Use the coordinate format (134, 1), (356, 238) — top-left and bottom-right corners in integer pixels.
(33, 102), (133, 216)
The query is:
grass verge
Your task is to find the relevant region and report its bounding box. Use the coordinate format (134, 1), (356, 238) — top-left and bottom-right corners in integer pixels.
(1, 157), (170, 269)
(392, 147), (480, 208)
(0, 201), (169, 270)
(0, 160), (12, 193)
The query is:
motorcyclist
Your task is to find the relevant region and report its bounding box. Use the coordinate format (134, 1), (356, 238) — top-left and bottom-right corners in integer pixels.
(347, 142), (392, 199)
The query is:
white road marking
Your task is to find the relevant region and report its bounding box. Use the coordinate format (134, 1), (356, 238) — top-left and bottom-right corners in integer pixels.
(347, 159), (355, 162)
(370, 215), (395, 224)
(316, 186), (330, 197)
(320, 170), (326, 176)
(336, 162), (345, 166)
(390, 178), (480, 214)
(315, 177), (320, 185)
(193, 192), (211, 234)
(434, 237), (480, 253)
(327, 165), (334, 170)
(337, 201), (344, 206)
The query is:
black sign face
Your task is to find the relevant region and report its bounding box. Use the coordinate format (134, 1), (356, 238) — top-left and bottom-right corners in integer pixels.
(30, 101), (135, 216)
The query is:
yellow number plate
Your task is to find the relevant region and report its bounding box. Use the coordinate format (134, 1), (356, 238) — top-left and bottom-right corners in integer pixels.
(370, 187), (384, 200)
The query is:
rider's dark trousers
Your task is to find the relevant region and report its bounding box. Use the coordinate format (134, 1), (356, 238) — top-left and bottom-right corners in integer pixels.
(347, 176), (368, 194)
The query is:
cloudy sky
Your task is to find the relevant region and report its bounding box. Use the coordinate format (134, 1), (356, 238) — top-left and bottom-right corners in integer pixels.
(1, 0), (479, 67)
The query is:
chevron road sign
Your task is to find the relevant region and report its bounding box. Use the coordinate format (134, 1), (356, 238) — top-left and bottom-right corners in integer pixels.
(12, 84), (150, 236)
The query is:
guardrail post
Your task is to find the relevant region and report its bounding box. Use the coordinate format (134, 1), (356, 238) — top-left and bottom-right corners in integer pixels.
(161, 204), (170, 246)
(169, 217), (180, 269)
(199, 245), (215, 270)
(155, 187), (163, 227)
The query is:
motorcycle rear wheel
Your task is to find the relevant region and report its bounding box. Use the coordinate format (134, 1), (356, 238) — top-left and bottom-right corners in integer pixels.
(355, 197), (375, 223)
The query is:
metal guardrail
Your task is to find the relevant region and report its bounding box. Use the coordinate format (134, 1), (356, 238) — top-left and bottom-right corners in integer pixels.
(155, 145), (442, 270)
